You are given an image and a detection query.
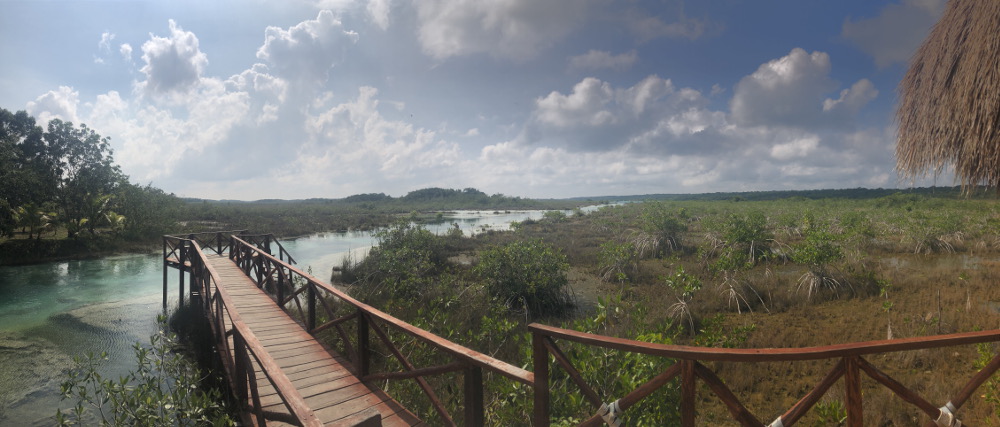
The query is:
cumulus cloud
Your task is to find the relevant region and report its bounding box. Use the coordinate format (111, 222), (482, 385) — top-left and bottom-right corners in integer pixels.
(842, 0), (946, 68)
(525, 75), (718, 154)
(283, 86), (462, 194)
(569, 50), (638, 72)
(26, 86), (80, 124)
(414, 0), (591, 61)
(139, 20), (208, 95)
(730, 48), (876, 129)
(256, 10), (359, 85)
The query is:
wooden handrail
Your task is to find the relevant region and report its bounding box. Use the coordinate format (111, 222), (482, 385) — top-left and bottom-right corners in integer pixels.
(529, 322), (1000, 426)
(185, 239), (322, 426)
(230, 235), (534, 386)
(528, 322), (1000, 362)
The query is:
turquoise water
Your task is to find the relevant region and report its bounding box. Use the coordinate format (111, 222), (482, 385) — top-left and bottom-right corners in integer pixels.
(0, 208), (598, 425)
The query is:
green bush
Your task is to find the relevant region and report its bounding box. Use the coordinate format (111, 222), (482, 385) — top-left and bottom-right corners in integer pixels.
(344, 222), (447, 301)
(475, 239), (572, 317)
(56, 316), (233, 426)
(598, 240), (636, 283)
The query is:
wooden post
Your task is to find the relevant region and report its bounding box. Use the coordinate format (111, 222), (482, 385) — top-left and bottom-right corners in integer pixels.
(681, 359), (696, 427)
(845, 357), (863, 426)
(233, 332), (249, 406)
(464, 366), (484, 427)
(216, 232), (223, 255)
(178, 239), (187, 308)
(532, 332), (550, 427)
(277, 268), (285, 307)
(162, 237), (168, 309)
(307, 282), (317, 331)
(358, 310), (370, 377)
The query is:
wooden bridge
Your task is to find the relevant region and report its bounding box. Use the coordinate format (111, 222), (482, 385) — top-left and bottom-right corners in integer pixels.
(164, 230), (1000, 426)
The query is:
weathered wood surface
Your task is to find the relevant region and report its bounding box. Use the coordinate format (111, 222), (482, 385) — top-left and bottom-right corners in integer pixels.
(207, 254), (423, 427)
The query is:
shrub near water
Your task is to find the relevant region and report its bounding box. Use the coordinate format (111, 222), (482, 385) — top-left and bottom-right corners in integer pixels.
(475, 239), (572, 317)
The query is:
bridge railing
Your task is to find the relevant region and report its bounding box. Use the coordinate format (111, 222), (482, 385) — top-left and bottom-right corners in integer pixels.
(528, 322), (1000, 426)
(237, 233), (296, 265)
(229, 235), (534, 426)
(167, 230), (248, 256)
(185, 238), (324, 427)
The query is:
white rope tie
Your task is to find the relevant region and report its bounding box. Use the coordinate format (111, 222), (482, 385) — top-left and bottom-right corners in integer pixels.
(935, 401), (962, 427)
(597, 400), (622, 427)
(768, 417), (784, 427)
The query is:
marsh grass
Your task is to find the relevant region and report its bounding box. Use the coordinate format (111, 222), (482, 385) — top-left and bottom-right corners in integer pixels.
(321, 192), (1000, 424)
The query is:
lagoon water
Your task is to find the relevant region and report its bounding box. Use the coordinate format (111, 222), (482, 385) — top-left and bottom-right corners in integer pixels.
(0, 208), (594, 425)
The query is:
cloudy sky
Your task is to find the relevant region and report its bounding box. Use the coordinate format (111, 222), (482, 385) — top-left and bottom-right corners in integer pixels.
(1, 0), (947, 200)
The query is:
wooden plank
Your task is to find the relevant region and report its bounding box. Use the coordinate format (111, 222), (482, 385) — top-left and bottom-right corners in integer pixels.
(202, 254), (420, 426)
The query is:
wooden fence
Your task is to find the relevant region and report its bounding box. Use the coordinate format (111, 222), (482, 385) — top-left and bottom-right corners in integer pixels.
(529, 323), (1000, 426)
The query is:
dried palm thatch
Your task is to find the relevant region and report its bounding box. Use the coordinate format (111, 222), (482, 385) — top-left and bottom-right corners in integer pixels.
(896, 0), (1000, 190)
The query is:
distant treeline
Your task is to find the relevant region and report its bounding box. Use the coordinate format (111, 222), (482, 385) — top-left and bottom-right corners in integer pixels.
(572, 186), (996, 203)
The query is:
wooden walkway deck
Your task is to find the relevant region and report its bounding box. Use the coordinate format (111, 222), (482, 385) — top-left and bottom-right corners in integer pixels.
(206, 254), (423, 426)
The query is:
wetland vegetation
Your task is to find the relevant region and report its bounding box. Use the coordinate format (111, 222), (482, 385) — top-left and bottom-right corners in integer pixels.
(330, 190), (1000, 425)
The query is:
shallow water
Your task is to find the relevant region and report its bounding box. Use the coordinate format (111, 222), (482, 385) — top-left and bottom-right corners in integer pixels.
(0, 208), (596, 425)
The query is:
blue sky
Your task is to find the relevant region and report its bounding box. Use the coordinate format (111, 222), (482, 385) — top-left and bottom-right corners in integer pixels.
(0, 0), (947, 200)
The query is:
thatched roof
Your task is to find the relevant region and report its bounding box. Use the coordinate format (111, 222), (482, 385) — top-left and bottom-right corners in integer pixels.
(896, 0), (1000, 189)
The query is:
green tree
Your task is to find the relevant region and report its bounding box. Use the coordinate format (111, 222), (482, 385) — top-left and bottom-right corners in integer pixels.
(43, 119), (124, 237)
(0, 109), (53, 236)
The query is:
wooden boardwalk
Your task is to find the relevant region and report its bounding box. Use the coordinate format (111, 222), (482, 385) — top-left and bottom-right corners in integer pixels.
(206, 254), (423, 426)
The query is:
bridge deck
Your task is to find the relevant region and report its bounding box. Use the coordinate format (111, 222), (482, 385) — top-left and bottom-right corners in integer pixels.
(206, 254), (424, 426)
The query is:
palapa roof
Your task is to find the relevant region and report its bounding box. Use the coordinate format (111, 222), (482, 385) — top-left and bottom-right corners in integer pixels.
(896, 0), (1000, 190)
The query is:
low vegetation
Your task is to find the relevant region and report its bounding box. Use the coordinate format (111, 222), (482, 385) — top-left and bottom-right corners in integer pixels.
(327, 192), (1000, 425)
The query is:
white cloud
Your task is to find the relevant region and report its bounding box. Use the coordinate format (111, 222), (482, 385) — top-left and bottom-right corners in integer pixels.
(256, 10), (359, 85)
(414, 0), (591, 61)
(823, 78), (878, 117)
(730, 48), (876, 129)
(119, 43), (134, 64)
(367, 0), (392, 30)
(535, 77), (616, 128)
(569, 49), (638, 72)
(98, 31), (115, 53)
(139, 20), (208, 95)
(842, 0), (946, 68)
(770, 136), (819, 160)
(26, 86), (80, 124)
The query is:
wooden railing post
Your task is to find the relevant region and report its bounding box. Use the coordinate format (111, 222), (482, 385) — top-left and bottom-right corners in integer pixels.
(464, 366), (484, 427)
(216, 232), (223, 255)
(845, 357), (863, 426)
(358, 309), (370, 377)
(179, 239), (187, 308)
(307, 282), (317, 331)
(233, 332), (249, 407)
(532, 331), (550, 427)
(276, 268), (285, 307)
(681, 359), (696, 427)
(162, 237), (168, 309)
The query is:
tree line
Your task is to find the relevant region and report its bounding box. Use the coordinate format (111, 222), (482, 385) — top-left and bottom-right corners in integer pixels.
(0, 108), (182, 241)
